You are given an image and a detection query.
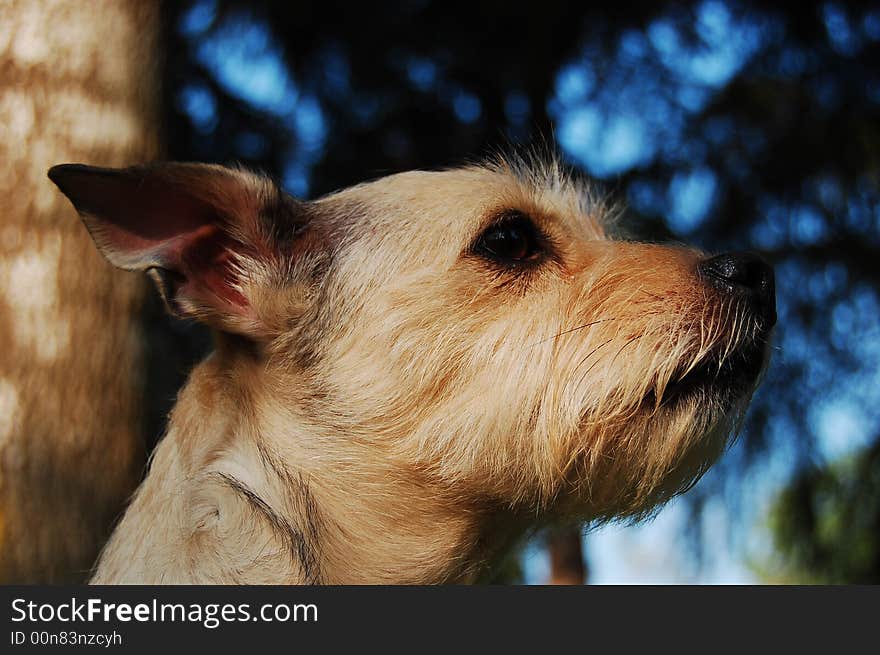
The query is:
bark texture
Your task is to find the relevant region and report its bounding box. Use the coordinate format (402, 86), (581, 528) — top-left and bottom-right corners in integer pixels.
(0, 0), (161, 581)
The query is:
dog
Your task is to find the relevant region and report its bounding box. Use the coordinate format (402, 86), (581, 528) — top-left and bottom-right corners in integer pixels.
(48, 156), (775, 583)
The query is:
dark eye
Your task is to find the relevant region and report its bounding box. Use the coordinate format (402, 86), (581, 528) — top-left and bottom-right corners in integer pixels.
(473, 213), (544, 265)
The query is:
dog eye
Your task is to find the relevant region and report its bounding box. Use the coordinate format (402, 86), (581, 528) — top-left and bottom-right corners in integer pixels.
(474, 213), (544, 264)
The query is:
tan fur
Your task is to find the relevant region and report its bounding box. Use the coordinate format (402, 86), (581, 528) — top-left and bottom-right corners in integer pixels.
(58, 158), (770, 584)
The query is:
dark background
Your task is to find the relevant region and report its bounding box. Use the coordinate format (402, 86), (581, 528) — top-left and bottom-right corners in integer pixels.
(152, 0), (880, 583)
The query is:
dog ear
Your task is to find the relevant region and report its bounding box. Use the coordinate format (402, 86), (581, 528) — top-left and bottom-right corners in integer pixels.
(48, 162), (304, 338)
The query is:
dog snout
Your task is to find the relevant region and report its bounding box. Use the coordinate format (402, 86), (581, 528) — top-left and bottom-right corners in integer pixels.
(699, 251), (776, 327)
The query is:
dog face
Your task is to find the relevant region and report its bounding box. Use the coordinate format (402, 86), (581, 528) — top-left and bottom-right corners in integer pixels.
(49, 158), (775, 525)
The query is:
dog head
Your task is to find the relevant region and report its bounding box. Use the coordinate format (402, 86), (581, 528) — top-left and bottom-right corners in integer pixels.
(49, 158), (775, 524)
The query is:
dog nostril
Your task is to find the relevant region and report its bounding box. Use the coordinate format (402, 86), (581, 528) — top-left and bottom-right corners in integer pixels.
(700, 252), (770, 292)
(699, 251), (776, 326)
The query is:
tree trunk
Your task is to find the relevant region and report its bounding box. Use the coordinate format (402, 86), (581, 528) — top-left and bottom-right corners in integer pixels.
(547, 528), (587, 585)
(0, 0), (161, 582)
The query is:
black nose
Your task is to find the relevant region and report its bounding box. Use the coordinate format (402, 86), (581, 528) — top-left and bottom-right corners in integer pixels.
(699, 251), (776, 326)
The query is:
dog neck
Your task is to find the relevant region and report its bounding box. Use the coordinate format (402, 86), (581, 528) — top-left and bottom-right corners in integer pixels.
(92, 340), (516, 584)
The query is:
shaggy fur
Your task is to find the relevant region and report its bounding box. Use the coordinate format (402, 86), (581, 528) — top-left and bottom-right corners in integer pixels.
(48, 156), (775, 584)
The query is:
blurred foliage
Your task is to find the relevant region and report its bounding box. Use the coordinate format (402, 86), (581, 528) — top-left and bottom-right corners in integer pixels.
(760, 438), (880, 583)
(158, 0), (880, 581)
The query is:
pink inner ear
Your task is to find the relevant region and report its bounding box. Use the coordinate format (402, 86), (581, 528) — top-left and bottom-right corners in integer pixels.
(53, 167), (214, 263)
(52, 165), (252, 314)
(88, 190), (251, 313)
(174, 225), (250, 310)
